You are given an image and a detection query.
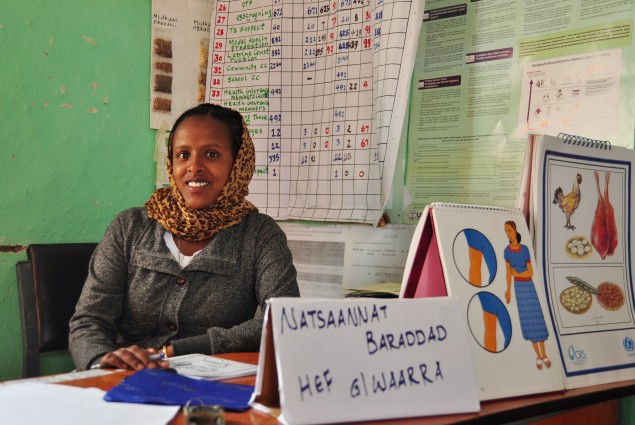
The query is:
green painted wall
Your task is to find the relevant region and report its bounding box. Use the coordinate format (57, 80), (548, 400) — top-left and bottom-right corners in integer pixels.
(0, 0), (405, 380)
(0, 1), (155, 379)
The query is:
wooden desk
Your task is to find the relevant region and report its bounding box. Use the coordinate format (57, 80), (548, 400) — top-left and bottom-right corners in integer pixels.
(59, 352), (630, 424)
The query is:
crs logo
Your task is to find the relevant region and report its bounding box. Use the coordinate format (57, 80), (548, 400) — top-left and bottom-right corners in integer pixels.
(568, 344), (586, 361)
(624, 337), (635, 352)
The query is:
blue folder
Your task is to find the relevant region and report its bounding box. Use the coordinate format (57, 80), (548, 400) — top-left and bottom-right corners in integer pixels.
(104, 368), (254, 412)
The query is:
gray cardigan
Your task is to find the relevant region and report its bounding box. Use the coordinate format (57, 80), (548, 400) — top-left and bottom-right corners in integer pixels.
(69, 207), (299, 370)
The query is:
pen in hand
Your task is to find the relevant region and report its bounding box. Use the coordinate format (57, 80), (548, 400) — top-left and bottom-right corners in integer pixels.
(89, 352), (166, 370)
(149, 352), (165, 361)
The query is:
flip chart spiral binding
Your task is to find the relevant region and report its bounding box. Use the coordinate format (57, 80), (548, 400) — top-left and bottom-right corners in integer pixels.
(426, 203), (521, 216)
(558, 132), (612, 150)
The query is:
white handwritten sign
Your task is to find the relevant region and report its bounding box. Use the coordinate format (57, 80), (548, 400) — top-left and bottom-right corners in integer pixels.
(250, 297), (479, 425)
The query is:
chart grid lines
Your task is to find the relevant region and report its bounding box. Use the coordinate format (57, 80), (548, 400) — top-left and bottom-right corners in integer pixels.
(206, 0), (421, 224)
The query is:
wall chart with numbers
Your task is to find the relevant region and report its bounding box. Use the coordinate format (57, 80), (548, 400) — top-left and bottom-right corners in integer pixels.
(206, 0), (423, 224)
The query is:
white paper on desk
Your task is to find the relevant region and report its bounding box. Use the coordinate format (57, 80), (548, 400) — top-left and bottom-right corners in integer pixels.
(2, 368), (113, 385)
(0, 382), (179, 425)
(167, 353), (257, 380)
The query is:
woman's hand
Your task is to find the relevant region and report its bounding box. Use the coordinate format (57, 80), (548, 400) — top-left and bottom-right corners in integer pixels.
(505, 289), (511, 304)
(97, 345), (170, 370)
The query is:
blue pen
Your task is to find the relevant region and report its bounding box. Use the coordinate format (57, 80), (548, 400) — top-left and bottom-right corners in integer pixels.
(149, 352), (165, 361)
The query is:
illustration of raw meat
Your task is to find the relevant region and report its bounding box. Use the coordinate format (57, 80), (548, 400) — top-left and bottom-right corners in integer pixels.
(604, 173), (618, 256)
(591, 171), (617, 260)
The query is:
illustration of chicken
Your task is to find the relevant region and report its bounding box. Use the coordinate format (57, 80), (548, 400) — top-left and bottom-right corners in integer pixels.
(553, 173), (582, 230)
(591, 171), (618, 259)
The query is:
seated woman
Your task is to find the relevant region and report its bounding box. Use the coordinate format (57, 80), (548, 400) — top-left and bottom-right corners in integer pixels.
(69, 103), (300, 371)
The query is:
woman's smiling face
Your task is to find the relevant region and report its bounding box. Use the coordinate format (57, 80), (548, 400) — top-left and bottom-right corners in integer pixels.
(171, 115), (235, 210)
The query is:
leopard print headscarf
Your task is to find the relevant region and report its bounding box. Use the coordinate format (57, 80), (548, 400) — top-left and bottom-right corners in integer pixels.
(145, 116), (258, 242)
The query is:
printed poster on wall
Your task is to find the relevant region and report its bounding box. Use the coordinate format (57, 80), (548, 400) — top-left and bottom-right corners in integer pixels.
(150, 0), (214, 129)
(403, 0), (635, 223)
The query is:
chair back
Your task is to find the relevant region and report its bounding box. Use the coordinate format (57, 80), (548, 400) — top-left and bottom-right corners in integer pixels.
(16, 243), (98, 377)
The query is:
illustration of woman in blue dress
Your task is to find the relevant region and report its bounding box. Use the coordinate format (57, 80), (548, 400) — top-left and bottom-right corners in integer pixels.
(504, 220), (551, 370)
